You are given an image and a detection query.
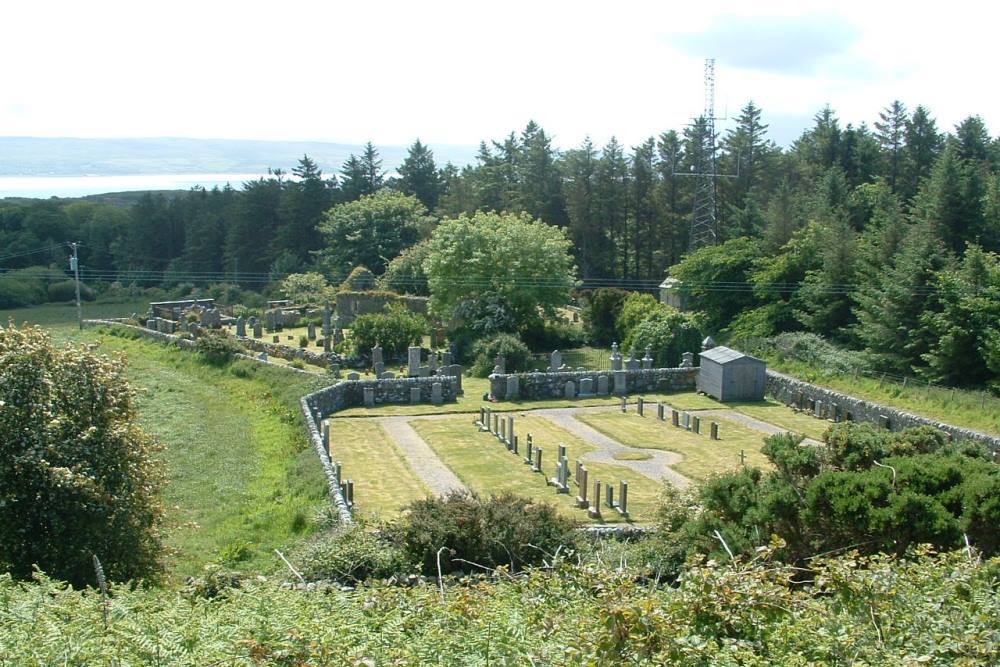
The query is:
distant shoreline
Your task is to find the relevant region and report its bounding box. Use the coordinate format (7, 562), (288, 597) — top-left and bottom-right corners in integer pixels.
(0, 173), (275, 199)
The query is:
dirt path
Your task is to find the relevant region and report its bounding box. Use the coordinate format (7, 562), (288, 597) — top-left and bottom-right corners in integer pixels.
(531, 407), (693, 488)
(689, 409), (823, 446)
(378, 417), (468, 496)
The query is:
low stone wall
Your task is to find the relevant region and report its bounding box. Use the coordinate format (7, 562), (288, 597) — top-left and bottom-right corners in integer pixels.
(299, 395), (354, 524)
(239, 335), (336, 369)
(488, 368), (697, 401)
(83, 318), (198, 350)
(766, 370), (1000, 454)
(304, 376), (458, 416)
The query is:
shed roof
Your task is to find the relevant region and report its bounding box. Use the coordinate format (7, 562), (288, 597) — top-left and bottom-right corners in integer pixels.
(699, 346), (762, 365)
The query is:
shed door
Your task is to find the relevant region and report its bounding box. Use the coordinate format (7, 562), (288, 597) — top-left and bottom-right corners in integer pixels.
(731, 362), (759, 399)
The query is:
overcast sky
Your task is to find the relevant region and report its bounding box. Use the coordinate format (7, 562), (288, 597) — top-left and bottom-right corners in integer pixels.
(2, 0), (997, 149)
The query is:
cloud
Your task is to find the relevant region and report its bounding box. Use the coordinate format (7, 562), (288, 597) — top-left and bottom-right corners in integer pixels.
(668, 12), (862, 76)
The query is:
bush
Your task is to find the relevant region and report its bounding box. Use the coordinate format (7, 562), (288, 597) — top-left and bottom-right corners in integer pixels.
(520, 320), (586, 352)
(46, 279), (95, 303)
(581, 288), (630, 345)
(614, 292), (663, 343)
(469, 333), (533, 377)
(0, 324), (165, 585)
(387, 491), (578, 575)
(350, 304), (427, 359)
(621, 308), (702, 367)
(195, 331), (244, 365)
(341, 266), (377, 291)
(379, 239), (431, 296)
(0, 266), (51, 308)
(294, 524), (412, 584)
(279, 272), (336, 306)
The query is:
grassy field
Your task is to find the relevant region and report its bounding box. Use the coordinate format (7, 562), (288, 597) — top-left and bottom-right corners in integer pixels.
(576, 411), (772, 480)
(0, 298), (148, 328)
(74, 331), (330, 580)
(323, 419), (430, 519)
(411, 414), (666, 524)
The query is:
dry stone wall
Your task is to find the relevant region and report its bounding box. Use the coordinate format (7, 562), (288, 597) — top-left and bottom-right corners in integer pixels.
(488, 368), (697, 401)
(766, 370), (1000, 454)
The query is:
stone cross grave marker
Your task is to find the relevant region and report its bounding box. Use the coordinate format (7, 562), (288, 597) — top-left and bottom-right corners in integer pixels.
(610, 342), (622, 371)
(642, 346), (653, 370)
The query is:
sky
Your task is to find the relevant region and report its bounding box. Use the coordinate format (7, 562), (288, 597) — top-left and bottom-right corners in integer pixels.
(2, 0), (998, 150)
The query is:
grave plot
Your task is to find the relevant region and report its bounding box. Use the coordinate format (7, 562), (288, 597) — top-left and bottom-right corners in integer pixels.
(715, 398), (831, 440)
(322, 419), (430, 517)
(575, 406), (773, 481)
(410, 413), (664, 523)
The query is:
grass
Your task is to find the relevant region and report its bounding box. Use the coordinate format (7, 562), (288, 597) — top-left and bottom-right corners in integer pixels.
(766, 357), (1000, 436)
(576, 411), (771, 481)
(323, 419), (430, 519)
(75, 330), (330, 580)
(722, 399), (831, 440)
(0, 298), (148, 328)
(410, 414), (666, 524)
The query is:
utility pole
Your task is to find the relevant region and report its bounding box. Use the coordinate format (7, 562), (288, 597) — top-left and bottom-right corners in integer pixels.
(69, 242), (82, 330)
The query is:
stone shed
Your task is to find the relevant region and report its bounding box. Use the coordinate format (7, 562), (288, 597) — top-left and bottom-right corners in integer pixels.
(696, 346), (766, 402)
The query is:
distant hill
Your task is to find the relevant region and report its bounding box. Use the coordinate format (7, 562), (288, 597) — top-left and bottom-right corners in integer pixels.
(0, 137), (478, 177)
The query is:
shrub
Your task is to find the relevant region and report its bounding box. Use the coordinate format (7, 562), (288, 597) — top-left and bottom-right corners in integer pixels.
(614, 292), (663, 343)
(294, 524), (412, 584)
(621, 308), (702, 367)
(195, 331), (244, 366)
(379, 239), (432, 296)
(280, 272), (336, 306)
(520, 320), (586, 352)
(350, 304), (427, 359)
(298, 335), (309, 348)
(0, 324), (165, 585)
(469, 333), (533, 377)
(581, 288), (630, 345)
(46, 279), (95, 303)
(0, 266), (51, 308)
(388, 491), (578, 575)
(341, 266), (377, 291)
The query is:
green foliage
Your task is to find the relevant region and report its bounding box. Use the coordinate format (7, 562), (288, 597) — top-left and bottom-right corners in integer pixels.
(0, 324), (165, 585)
(387, 491), (578, 575)
(195, 331), (244, 366)
(278, 272), (335, 306)
(621, 307), (702, 367)
(469, 333), (533, 377)
(318, 190), (434, 277)
(339, 265), (377, 291)
(46, 279), (95, 302)
(425, 211), (577, 337)
(519, 319), (586, 352)
(0, 266), (51, 308)
(614, 292), (660, 343)
(667, 237), (761, 333)
(580, 288), (630, 345)
(349, 304), (427, 359)
(378, 239), (431, 296)
(293, 524), (412, 584)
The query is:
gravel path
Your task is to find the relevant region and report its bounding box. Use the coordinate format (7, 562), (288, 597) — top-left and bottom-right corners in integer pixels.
(689, 409), (823, 446)
(531, 408), (692, 488)
(378, 417), (468, 496)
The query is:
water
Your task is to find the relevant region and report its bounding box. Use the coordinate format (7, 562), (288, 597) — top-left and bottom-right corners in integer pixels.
(0, 173), (273, 198)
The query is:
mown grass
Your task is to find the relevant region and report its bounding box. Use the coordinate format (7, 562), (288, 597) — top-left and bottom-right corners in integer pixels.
(0, 298), (148, 328)
(76, 330), (330, 580)
(411, 414), (665, 524)
(721, 399), (831, 440)
(576, 411), (771, 481)
(767, 358), (1000, 436)
(323, 419), (430, 519)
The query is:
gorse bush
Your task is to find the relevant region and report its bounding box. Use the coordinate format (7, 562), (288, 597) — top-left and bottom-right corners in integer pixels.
(195, 331), (244, 365)
(293, 524), (413, 584)
(0, 324), (165, 586)
(469, 333), (533, 377)
(388, 491), (578, 575)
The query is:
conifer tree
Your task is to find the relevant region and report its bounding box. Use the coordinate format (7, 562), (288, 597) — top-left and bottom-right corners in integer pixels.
(397, 139), (442, 212)
(874, 100), (908, 193)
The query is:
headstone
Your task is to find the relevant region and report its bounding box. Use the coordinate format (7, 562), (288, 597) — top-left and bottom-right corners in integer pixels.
(506, 375), (520, 400)
(625, 350), (641, 372)
(322, 423), (330, 455)
(493, 354), (506, 374)
(411, 387), (422, 405)
(710, 422), (720, 440)
(448, 364), (464, 395)
(576, 467), (589, 508)
(613, 370), (628, 395)
(493, 413), (499, 434)
(408, 346), (422, 377)
(442, 351), (453, 366)
(329, 363), (341, 379)
(322, 305), (332, 336)
(363, 387), (375, 408)
(533, 447), (543, 473)
(146, 318), (156, 330)
(265, 310), (276, 333)
(347, 372), (360, 381)
(550, 350), (562, 372)
(418, 366), (430, 378)
(477, 406), (486, 427)
(617, 481), (629, 517)
(374, 362), (385, 377)
(235, 316), (246, 337)
(642, 346), (653, 370)
(657, 403), (665, 421)
(524, 433), (533, 464)
(610, 342), (622, 371)
(637, 396), (644, 416)
(307, 323), (316, 340)
(682, 412), (691, 430)
(564, 380), (576, 399)
(380, 371), (396, 379)
(680, 352), (694, 368)
(428, 352), (438, 373)
(620, 396), (627, 413)
(323, 337), (331, 353)
(272, 335), (280, 344)
(596, 375), (610, 396)
(589, 480), (602, 518)
(507, 415), (515, 448)
(691, 415), (700, 434)
(579, 377), (594, 397)
(512, 435), (519, 455)
(671, 409), (679, 427)
(431, 382), (443, 405)
(500, 417), (506, 443)
(814, 400), (823, 419)
(605, 484), (614, 509)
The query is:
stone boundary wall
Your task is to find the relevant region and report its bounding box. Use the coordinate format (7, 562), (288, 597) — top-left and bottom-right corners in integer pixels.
(766, 370), (1000, 454)
(335, 291), (429, 325)
(238, 335), (335, 368)
(489, 368), (697, 401)
(299, 395), (354, 524)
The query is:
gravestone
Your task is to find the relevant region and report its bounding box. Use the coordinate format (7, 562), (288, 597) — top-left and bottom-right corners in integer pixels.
(563, 380), (576, 399)
(363, 387), (375, 408)
(691, 415), (700, 434)
(576, 467), (589, 508)
(814, 400), (823, 419)
(605, 484), (614, 509)
(322, 305), (332, 337)
(613, 370), (628, 395)
(617, 481), (629, 517)
(610, 342), (622, 371)
(596, 375), (610, 396)
(322, 423), (330, 455)
(265, 310), (276, 333)
(347, 372), (360, 381)
(372, 344), (383, 369)
(323, 337), (331, 353)
(642, 346), (653, 370)
(493, 354), (506, 374)
(550, 350), (562, 372)
(524, 433), (533, 464)
(272, 335), (280, 344)
(657, 403), (665, 420)
(431, 382), (443, 406)
(307, 323), (316, 340)
(448, 364), (464, 395)
(506, 375), (520, 400)
(329, 363), (341, 378)
(235, 316), (246, 337)
(507, 415), (515, 448)
(680, 351), (694, 368)
(710, 422), (720, 440)
(620, 396), (627, 413)
(672, 409), (679, 427)
(407, 346), (422, 377)
(428, 352), (438, 373)
(626, 349), (641, 372)
(146, 318), (156, 330)
(579, 377), (594, 397)
(533, 447), (543, 473)
(589, 480), (602, 519)
(418, 366), (430, 378)
(380, 371), (396, 379)
(637, 396), (644, 416)
(189, 323), (200, 338)
(682, 412), (691, 430)
(500, 417), (506, 443)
